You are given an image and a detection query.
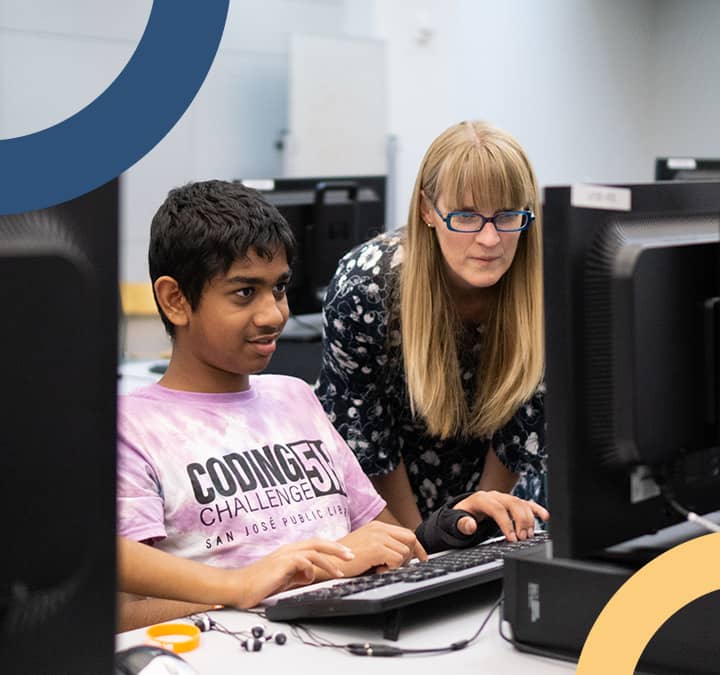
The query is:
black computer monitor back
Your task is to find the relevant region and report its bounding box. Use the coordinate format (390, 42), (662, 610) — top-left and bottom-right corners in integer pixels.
(241, 176), (386, 315)
(655, 157), (720, 181)
(543, 181), (720, 561)
(0, 181), (118, 674)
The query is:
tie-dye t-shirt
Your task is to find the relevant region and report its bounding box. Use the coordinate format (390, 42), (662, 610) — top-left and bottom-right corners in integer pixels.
(117, 375), (386, 567)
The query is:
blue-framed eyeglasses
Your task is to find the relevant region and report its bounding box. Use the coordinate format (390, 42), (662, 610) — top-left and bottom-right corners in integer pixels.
(433, 203), (535, 233)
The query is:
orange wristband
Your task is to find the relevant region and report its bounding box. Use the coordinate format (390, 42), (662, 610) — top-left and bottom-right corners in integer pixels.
(146, 622), (201, 653)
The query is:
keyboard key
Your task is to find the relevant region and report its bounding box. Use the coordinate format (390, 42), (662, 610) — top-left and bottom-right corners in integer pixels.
(264, 531), (550, 623)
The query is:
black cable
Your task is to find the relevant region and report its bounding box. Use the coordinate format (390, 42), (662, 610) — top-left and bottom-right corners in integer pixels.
(660, 484), (720, 533)
(289, 592), (503, 657)
(207, 619), (250, 639)
(188, 614), (288, 651)
(191, 592), (502, 658)
(290, 622), (346, 649)
(659, 482), (689, 517)
(188, 614), (252, 641)
(496, 597), (578, 665)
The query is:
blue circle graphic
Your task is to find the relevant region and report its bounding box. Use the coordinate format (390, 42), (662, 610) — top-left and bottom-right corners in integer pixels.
(0, 1), (229, 215)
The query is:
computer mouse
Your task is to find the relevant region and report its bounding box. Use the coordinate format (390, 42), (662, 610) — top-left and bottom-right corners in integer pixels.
(115, 645), (200, 675)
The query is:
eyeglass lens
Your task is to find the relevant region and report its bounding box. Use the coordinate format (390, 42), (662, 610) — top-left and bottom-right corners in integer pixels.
(450, 211), (527, 232)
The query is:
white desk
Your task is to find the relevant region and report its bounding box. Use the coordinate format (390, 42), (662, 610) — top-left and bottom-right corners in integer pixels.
(116, 583), (575, 675)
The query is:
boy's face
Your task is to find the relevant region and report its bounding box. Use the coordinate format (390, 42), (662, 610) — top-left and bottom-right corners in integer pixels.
(176, 247), (291, 391)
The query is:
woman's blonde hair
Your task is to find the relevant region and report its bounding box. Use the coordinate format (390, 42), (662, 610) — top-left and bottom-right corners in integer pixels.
(399, 120), (544, 439)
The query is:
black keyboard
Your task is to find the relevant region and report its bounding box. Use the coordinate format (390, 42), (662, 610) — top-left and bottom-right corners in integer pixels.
(264, 532), (549, 623)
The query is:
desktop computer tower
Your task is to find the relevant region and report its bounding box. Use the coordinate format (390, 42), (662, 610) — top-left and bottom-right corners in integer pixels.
(503, 544), (720, 674)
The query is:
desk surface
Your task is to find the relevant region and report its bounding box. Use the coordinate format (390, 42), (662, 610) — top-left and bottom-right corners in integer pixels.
(116, 583), (575, 674)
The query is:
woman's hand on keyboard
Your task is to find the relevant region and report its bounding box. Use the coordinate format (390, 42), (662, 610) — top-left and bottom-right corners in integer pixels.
(452, 492), (550, 543)
(232, 538), (356, 607)
(334, 521), (426, 577)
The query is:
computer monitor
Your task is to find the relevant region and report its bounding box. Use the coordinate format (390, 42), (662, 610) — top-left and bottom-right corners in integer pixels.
(0, 181), (118, 673)
(655, 157), (720, 181)
(543, 181), (720, 561)
(240, 175), (386, 315)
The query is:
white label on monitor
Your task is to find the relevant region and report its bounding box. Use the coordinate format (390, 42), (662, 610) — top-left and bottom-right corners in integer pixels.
(630, 466), (661, 504)
(571, 184), (631, 211)
(241, 179), (275, 191)
(667, 157), (697, 170)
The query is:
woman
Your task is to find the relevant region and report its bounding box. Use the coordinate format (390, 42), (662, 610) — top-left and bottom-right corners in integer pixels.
(316, 120), (547, 542)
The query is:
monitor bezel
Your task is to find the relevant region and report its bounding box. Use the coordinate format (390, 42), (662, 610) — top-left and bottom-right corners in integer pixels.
(543, 181), (720, 561)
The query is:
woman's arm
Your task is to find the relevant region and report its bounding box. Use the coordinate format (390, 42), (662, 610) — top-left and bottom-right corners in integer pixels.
(370, 458), (423, 529)
(415, 451), (547, 550)
(489, 386), (547, 505)
(477, 446), (518, 493)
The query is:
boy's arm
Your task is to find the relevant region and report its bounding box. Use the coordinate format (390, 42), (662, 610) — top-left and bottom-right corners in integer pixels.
(117, 536), (354, 610)
(118, 537), (239, 605)
(117, 592), (216, 632)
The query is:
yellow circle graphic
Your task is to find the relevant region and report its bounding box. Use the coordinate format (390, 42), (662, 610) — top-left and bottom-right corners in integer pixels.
(576, 532), (720, 673)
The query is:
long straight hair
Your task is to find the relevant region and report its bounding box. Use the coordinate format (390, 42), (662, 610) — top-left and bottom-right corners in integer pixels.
(399, 120), (544, 439)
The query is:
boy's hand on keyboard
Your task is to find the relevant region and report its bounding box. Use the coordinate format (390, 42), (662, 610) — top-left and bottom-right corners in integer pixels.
(232, 538), (355, 607)
(335, 521), (426, 577)
(452, 492), (550, 543)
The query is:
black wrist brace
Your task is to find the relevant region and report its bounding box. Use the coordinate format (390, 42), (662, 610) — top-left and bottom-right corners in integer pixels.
(414, 492), (500, 554)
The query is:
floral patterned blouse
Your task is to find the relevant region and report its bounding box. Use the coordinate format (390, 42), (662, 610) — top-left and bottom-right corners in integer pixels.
(315, 232), (547, 520)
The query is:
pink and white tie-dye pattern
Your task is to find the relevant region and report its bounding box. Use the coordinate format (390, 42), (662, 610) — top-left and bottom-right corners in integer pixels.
(117, 375), (385, 568)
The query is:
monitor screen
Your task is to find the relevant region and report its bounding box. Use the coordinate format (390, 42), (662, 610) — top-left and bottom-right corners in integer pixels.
(240, 175), (386, 315)
(655, 157), (720, 181)
(0, 181), (118, 673)
(543, 181), (720, 561)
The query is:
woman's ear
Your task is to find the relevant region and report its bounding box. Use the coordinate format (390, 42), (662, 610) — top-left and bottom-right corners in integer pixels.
(419, 189), (434, 226)
(153, 276), (190, 328)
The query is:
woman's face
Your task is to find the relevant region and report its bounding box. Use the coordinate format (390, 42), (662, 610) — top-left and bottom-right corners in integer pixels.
(422, 189), (523, 293)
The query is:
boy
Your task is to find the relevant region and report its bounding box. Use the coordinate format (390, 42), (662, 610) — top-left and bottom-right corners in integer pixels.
(117, 180), (423, 630)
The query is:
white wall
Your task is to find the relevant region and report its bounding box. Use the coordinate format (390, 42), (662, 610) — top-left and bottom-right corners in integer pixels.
(454, 0), (656, 188)
(2, 0), (719, 281)
(365, 0), (720, 226)
(0, 0), (150, 138)
(0, 0), (346, 282)
(371, 0), (658, 226)
(651, 0), (720, 158)
(122, 0), (347, 281)
(372, 0), (462, 228)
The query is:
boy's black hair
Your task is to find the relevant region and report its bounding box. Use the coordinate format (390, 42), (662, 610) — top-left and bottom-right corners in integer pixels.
(149, 180), (296, 337)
